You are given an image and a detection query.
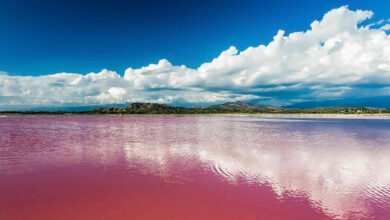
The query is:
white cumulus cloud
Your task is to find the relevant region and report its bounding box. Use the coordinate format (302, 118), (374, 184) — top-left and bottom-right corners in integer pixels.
(1, 6), (390, 109)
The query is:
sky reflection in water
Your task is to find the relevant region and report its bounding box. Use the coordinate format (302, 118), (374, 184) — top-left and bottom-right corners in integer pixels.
(0, 116), (390, 219)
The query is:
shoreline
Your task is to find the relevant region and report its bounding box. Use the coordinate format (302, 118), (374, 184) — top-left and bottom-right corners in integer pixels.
(1, 113), (389, 119)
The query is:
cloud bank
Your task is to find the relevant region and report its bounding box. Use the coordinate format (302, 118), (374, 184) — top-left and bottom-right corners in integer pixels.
(1, 6), (390, 108)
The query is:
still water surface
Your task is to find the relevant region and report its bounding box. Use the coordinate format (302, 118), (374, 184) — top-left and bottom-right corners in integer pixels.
(1, 115), (390, 219)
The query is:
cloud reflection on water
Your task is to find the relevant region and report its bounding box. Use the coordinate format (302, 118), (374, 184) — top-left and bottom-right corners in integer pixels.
(120, 116), (390, 219)
(1, 116), (390, 219)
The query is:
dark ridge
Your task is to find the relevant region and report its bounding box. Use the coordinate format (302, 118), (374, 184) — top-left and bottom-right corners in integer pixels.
(1, 101), (390, 115)
(209, 101), (280, 110)
(93, 102), (187, 114)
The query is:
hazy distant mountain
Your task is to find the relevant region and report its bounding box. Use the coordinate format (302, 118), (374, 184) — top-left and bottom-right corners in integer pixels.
(285, 96), (390, 109)
(91, 101), (281, 114)
(209, 101), (280, 110)
(2, 101), (389, 114)
(3, 96), (390, 112)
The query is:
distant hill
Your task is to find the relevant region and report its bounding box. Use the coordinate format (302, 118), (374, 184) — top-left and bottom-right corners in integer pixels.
(285, 96), (390, 109)
(89, 101), (388, 114)
(93, 102), (187, 114)
(209, 101), (280, 110)
(90, 101), (283, 114)
(1, 101), (389, 114)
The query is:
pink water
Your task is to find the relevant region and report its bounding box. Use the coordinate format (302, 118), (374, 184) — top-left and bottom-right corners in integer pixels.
(1, 115), (390, 220)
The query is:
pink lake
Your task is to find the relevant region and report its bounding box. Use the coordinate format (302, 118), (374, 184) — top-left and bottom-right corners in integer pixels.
(1, 115), (390, 220)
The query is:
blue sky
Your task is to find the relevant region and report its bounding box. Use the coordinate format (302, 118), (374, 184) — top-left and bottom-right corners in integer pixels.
(1, 0), (389, 75)
(1, 0), (390, 109)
